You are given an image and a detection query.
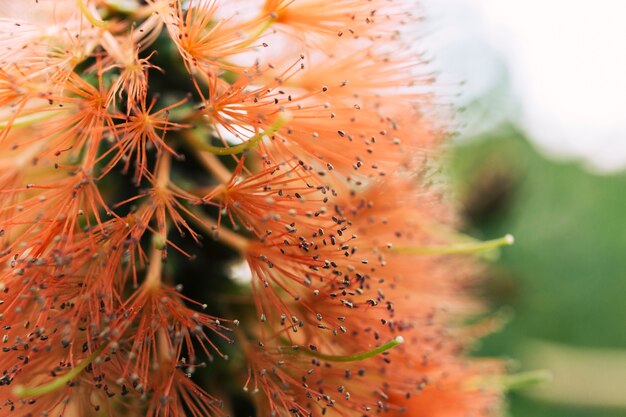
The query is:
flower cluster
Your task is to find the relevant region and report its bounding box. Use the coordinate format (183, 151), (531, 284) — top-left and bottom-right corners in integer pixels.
(0, 1), (511, 417)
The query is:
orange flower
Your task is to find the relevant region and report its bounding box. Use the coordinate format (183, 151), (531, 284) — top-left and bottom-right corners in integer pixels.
(104, 95), (187, 183)
(262, 0), (418, 42)
(388, 360), (504, 417)
(0, 1), (509, 417)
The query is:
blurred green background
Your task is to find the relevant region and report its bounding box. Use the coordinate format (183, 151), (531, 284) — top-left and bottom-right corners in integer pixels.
(450, 125), (626, 417)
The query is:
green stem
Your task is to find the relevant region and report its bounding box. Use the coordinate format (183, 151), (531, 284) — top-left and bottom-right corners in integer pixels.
(501, 370), (553, 391)
(13, 344), (106, 398)
(280, 336), (404, 363)
(76, 0), (108, 28)
(103, 0), (139, 14)
(394, 234), (514, 256)
(0, 111), (63, 129)
(185, 115), (288, 156)
(217, 18), (275, 71)
(237, 18), (275, 50)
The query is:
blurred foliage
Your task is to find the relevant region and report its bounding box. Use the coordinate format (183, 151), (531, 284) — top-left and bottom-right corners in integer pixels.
(450, 125), (626, 417)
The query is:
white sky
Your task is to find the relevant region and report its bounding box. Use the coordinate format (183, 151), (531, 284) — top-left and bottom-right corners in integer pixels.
(423, 0), (626, 172)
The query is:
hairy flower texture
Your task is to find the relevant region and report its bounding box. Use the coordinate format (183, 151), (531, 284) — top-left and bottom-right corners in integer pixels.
(163, 0), (267, 75)
(0, 1), (103, 84)
(260, 0), (414, 44)
(104, 96), (188, 183)
(0, 1), (512, 417)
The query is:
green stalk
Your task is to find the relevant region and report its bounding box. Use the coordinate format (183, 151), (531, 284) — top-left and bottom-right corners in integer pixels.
(394, 234), (514, 256)
(465, 369), (552, 392)
(185, 115), (288, 156)
(76, 0), (108, 28)
(13, 344), (106, 398)
(280, 336), (404, 363)
(104, 0), (139, 14)
(236, 18), (276, 50)
(0, 111), (63, 129)
(501, 370), (553, 391)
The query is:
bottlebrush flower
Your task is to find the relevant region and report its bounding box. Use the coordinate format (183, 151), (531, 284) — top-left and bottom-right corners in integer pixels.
(0, 1), (513, 417)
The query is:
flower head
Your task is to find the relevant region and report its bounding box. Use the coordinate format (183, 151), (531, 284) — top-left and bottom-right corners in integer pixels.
(0, 1), (510, 417)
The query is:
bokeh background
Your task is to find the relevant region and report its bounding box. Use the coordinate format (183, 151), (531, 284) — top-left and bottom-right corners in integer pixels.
(421, 1), (626, 416)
